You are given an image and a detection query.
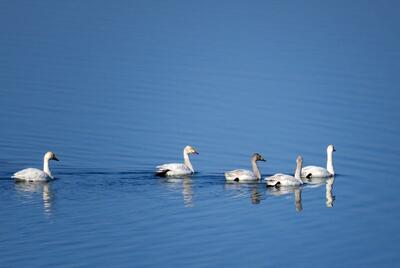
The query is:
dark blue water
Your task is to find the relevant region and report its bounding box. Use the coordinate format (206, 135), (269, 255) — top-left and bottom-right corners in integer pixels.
(1, 1), (400, 267)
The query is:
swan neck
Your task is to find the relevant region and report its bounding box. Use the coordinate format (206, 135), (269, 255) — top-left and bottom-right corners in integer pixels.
(43, 157), (52, 177)
(184, 152), (194, 173)
(327, 150), (335, 175)
(251, 159), (261, 180)
(294, 161), (302, 179)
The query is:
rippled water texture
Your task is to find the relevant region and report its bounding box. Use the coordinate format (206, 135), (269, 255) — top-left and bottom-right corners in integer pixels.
(1, 1), (400, 267)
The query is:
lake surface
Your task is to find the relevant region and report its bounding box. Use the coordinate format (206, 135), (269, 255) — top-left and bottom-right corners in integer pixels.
(1, 1), (400, 267)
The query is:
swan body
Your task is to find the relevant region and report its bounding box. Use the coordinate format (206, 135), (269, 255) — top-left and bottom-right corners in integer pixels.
(266, 155), (303, 187)
(12, 152), (59, 182)
(225, 169), (257, 181)
(13, 168), (50, 181)
(225, 153), (265, 182)
(156, 146), (198, 176)
(301, 144), (336, 178)
(266, 173), (303, 186)
(301, 166), (331, 178)
(156, 163), (192, 176)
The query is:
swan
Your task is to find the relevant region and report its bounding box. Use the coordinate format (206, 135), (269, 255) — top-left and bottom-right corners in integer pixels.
(301, 144), (336, 178)
(155, 145), (199, 176)
(12, 151), (59, 182)
(265, 155), (303, 187)
(225, 153), (266, 182)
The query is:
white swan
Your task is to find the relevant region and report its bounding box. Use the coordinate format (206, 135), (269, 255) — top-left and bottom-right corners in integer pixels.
(12, 151), (59, 182)
(301, 144), (336, 178)
(155, 145), (199, 176)
(225, 153), (266, 182)
(265, 155), (303, 186)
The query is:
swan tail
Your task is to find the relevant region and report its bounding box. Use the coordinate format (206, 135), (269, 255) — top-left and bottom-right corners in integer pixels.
(155, 169), (170, 177)
(266, 180), (280, 187)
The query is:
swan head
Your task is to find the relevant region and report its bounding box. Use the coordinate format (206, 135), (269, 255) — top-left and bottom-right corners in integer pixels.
(296, 155), (303, 164)
(44, 151), (59, 161)
(184, 145), (199, 155)
(252, 153), (266, 162)
(327, 144), (336, 153)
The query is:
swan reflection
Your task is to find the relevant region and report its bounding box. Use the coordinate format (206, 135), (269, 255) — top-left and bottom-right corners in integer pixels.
(15, 181), (53, 216)
(224, 182), (263, 204)
(294, 188), (302, 211)
(325, 177), (335, 208)
(302, 176), (335, 208)
(163, 175), (194, 207)
(266, 186), (303, 212)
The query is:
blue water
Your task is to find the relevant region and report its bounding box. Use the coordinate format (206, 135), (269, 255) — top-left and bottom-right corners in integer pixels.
(1, 1), (400, 267)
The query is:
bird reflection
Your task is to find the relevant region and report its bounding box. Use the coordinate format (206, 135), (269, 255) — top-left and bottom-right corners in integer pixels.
(302, 176), (336, 208)
(163, 175), (194, 207)
(326, 177), (335, 208)
(14, 181), (53, 217)
(294, 188), (302, 212)
(182, 176), (194, 207)
(266, 186), (303, 212)
(224, 182), (263, 204)
(251, 187), (262, 204)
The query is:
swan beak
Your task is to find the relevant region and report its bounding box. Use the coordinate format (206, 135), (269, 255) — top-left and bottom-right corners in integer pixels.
(194, 151), (199, 155)
(333, 148), (336, 152)
(53, 156), (59, 161)
(261, 158), (266, 162)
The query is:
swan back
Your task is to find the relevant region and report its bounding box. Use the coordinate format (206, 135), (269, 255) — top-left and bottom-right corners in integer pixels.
(301, 166), (331, 178)
(155, 163), (192, 176)
(266, 173), (303, 186)
(12, 168), (50, 182)
(225, 169), (256, 181)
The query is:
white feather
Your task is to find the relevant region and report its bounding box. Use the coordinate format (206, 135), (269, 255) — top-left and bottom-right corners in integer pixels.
(265, 173), (303, 186)
(225, 169), (257, 181)
(301, 166), (332, 178)
(156, 163), (193, 176)
(12, 168), (52, 182)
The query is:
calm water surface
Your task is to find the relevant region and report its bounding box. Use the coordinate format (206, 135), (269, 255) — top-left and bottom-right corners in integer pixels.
(1, 1), (400, 267)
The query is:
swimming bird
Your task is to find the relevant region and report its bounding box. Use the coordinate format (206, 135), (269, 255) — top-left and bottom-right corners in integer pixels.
(12, 151), (59, 182)
(155, 145), (199, 176)
(301, 144), (336, 178)
(225, 153), (266, 182)
(265, 155), (304, 187)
